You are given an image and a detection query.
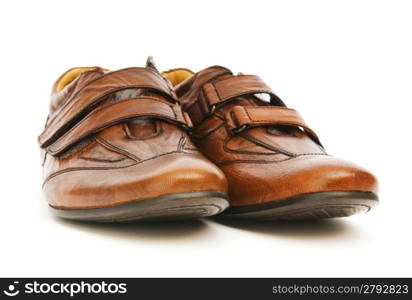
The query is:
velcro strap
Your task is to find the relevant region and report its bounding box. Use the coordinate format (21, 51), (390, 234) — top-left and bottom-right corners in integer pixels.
(42, 97), (191, 156)
(39, 68), (176, 148)
(227, 106), (322, 146)
(202, 75), (283, 110)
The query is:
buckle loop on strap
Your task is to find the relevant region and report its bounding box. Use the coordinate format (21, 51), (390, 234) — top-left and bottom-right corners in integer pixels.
(202, 75), (284, 112)
(227, 106), (322, 146)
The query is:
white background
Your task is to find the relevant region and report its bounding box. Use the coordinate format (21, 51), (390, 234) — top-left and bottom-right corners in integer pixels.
(0, 0), (411, 277)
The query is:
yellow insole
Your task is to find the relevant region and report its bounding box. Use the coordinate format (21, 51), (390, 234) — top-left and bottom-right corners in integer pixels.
(161, 68), (194, 86)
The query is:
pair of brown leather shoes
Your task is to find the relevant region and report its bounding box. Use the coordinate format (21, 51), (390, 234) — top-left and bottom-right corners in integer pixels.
(39, 58), (378, 222)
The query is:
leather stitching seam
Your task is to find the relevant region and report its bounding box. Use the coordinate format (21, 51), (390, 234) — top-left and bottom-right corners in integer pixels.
(43, 151), (195, 186)
(217, 153), (329, 166)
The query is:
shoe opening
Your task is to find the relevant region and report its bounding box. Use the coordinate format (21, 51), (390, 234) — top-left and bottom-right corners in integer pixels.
(161, 68), (194, 86)
(55, 67), (100, 92)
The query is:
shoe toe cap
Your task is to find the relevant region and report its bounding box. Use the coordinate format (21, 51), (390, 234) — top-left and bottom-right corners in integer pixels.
(222, 155), (378, 206)
(45, 152), (228, 209)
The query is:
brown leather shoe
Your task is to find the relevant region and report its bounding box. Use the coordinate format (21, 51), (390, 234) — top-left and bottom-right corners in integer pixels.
(38, 59), (228, 222)
(162, 66), (379, 220)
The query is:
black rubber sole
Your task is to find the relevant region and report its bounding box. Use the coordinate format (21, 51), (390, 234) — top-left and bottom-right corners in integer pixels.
(50, 191), (229, 222)
(222, 191), (379, 220)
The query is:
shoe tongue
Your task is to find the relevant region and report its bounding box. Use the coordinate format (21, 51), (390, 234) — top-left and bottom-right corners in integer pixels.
(127, 118), (157, 138)
(107, 57), (167, 139)
(108, 87), (168, 139)
(145, 56), (159, 72)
